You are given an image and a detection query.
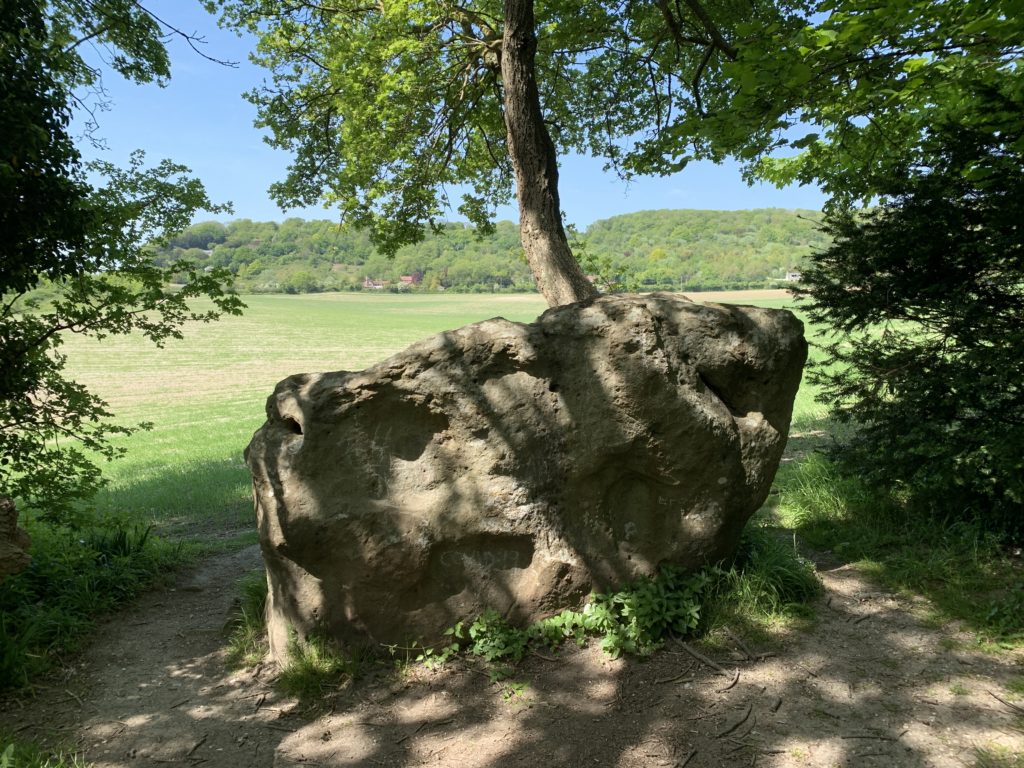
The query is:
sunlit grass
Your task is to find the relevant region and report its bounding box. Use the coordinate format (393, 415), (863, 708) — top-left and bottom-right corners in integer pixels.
(61, 293), (549, 532)
(61, 291), (812, 535)
(774, 453), (1024, 648)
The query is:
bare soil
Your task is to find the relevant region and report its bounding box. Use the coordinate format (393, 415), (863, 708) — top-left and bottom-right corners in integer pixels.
(3, 543), (1022, 768)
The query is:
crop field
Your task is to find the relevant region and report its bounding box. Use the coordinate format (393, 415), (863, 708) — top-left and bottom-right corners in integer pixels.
(58, 290), (822, 537)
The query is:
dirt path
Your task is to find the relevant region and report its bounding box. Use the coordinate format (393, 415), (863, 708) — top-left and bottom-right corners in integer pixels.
(3, 546), (1022, 767)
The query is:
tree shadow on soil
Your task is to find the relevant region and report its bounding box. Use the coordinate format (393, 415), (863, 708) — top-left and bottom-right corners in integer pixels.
(259, 569), (1022, 767)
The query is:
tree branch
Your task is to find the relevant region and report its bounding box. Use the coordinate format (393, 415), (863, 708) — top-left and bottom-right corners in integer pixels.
(679, 0), (737, 60)
(133, 1), (239, 68)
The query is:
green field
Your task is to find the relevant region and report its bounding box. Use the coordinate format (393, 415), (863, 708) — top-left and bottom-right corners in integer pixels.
(60, 291), (820, 537)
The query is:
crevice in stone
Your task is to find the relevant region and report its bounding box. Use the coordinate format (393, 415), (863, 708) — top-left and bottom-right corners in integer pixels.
(697, 370), (746, 418)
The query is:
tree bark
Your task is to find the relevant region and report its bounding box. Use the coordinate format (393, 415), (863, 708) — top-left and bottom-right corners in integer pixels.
(501, 0), (599, 308)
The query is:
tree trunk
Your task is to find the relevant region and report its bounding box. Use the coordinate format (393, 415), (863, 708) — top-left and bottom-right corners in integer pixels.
(501, 0), (599, 308)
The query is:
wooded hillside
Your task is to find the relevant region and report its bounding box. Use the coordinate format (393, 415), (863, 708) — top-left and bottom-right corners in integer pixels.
(154, 208), (827, 294)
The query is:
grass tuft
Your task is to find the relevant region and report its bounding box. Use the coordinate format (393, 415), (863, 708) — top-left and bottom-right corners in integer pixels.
(974, 746), (1024, 768)
(0, 518), (196, 690)
(713, 523), (822, 621)
(777, 453), (1024, 647)
(0, 740), (91, 768)
(276, 631), (359, 705)
(224, 572), (269, 668)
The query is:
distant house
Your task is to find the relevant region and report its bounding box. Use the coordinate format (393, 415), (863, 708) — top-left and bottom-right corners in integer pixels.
(784, 270), (803, 282)
(399, 272), (423, 286)
(363, 277), (387, 290)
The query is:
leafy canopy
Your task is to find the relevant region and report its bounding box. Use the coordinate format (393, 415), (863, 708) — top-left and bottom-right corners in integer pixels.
(210, 0), (793, 254)
(650, 0), (1024, 208)
(638, 0), (1024, 531)
(1, 0), (242, 525)
(799, 89), (1024, 530)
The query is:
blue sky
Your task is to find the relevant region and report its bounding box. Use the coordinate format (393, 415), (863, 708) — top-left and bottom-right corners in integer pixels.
(75, 1), (826, 228)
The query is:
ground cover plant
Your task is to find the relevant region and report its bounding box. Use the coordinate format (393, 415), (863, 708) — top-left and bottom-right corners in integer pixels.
(238, 515), (820, 711)
(0, 741), (88, 768)
(0, 521), (212, 690)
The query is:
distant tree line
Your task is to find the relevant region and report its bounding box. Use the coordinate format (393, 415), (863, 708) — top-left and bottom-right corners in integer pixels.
(152, 208), (827, 294)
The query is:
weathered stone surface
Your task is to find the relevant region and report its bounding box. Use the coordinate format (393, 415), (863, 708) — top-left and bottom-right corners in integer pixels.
(246, 293), (807, 659)
(0, 496), (31, 584)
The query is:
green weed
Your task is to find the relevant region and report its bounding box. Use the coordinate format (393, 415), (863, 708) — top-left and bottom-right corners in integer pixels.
(404, 521), (820, 669)
(276, 631), (359, 706)
(0, 740), (91, 768)
(1007, 677), (1024, 698)
(706, 523), (821, 629)
(224, 573), (269, 667)
(974, 746), (1024, 768)
(0, 519), (193, 690)
(777, 453), (1024, 647)
(440, 565), (713, 664)
(258, 512), (822, 699)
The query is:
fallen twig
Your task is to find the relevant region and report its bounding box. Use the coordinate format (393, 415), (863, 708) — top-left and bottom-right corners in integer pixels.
(254, 693), (267, 712)
(678, 748), (697, 768)
(265, 724), (297, 733)
(169, 697), (191, 709)
(395, 722), (425, 744)
(989, 691), (1024, 715)
(186, 734), (207, 757)
(724, 630), (757, 661)
(530, 650), (559, 662)
(395, 718), (455, 744)
(715, 668), (741, 693)
(852, 613), (874, 625)
(796, 664), (819, 679)
(602, 693), (623, 708)
(656, 670), (695, 684)
(716, 703), (753, 738)
(63, 689), (84, 708)
(459, 661), (492, 680)
(672, 639), (730, 677)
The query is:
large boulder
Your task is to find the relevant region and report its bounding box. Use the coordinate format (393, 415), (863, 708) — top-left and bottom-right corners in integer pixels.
(0, 496), (31, 584)
(246, 293), (807, 659)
